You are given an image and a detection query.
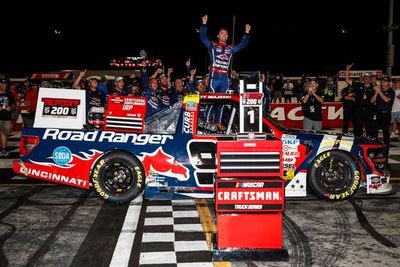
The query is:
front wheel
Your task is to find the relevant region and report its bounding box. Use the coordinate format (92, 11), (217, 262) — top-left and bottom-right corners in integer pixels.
(90, 151), (144, 204)
(308, 150), (361, 201)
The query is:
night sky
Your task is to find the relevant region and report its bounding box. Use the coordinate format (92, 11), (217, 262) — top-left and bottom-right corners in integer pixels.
(2, 0), (399, 78)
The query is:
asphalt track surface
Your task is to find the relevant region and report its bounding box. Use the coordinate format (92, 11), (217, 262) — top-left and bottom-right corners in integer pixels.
(0, 183), (399, 266)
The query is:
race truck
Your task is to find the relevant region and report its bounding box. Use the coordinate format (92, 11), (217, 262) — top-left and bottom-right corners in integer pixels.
(13, 87), (393, 203)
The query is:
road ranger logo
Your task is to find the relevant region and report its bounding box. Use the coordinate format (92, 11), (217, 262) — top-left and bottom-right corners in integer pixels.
(42, 98), (81, 118)
(43, 129), (173, 145)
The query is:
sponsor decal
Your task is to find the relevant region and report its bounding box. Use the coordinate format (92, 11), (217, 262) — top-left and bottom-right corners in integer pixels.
(283, 164), (295, 169)
(282, 134), (297, 139)
(234, 205), (262, 210)
(239, 182), (264, 188)
(241, 93), (263, 105)
(215, 180), (284, 212)
(183, 94), (199, 106)
(21, 150), (102, 189)
(283, 151), (300, 157)
(30, 149), (103, 169)
(282, 139), (300, 145)
(282, 157), (295, 163)
(52, 146), (72, 165)
(216, 54), (229, 60)
(202, 95), (233, 99)
(43, 129), (173, 145)
(183, 111), (193, 134)
(42, 98), (80, 118)
(367, 175), (382, 190)
(20, 166), (87, 187)
(313, 151), (331, 168)
(283, 169), (295, 180)
(91, 159), (109, 199)
(135, 166), (144, 188)
(185, 100), (197, 111)
(283, 145), (299, 152)
(217, 191), (281, 201)
(138, 147), (189, 181)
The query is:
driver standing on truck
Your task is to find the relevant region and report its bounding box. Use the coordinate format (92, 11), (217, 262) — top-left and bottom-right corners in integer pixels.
(199, 14), (251, 131)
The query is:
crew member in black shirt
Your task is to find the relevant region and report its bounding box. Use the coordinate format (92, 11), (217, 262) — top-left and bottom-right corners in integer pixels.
(371, 76), (395, 154)
(345, 64), (375, 137)
(341, 85), (355, 134)
(301, 79), (324, 131)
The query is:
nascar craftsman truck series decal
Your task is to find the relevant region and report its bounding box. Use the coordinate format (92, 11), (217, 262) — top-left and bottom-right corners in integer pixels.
(14, 88), (393, 203)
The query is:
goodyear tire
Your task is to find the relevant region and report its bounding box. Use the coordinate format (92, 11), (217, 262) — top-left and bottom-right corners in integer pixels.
(308, 150), (361, 201)
(90, 151), (144, 204)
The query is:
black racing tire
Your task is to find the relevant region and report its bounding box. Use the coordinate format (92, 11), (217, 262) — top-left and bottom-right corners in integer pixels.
(308, 150), (361, 201)
(90, 151), (144, 204)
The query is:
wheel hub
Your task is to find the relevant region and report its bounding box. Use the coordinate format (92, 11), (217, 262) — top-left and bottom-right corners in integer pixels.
(104, 163), (133, 192)
(113, 169), (128, 183)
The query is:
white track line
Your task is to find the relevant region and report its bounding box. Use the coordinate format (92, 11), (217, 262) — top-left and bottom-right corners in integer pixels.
(109, 195), (143, 267)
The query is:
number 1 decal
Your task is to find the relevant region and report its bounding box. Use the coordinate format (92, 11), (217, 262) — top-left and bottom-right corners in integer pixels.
(247, 109), (255, 124)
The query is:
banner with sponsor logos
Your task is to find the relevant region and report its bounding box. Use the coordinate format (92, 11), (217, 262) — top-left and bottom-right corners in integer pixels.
(34, 88), (86, 129)
(270, 102), (343, 129)
(337, 70), (383, 79)
(105, 96), (146, 132)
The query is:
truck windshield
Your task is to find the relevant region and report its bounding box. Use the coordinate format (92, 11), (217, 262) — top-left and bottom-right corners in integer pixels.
(144, 102), (182, 134)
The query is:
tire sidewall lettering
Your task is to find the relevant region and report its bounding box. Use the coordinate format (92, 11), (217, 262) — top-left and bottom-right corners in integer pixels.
(91, 159), (109, 200)
(310, 151), (360, 200)
(327, 169), (360, 200)
(90, 152), (144, 203)
(313, 151), (331, 169)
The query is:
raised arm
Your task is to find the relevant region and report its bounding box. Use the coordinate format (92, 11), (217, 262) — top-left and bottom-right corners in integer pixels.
(199, 15), (212, 50)
(345, 63), (353, 87)
(73, 70), (86, 89)
(232, 24), (251, 54)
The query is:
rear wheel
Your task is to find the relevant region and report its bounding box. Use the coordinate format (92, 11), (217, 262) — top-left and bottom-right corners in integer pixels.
(90, 151), (144, 204)
(308, 150), (361, 201)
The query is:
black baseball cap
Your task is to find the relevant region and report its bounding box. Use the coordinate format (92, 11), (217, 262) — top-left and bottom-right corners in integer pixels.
(381, 76), (391, 82)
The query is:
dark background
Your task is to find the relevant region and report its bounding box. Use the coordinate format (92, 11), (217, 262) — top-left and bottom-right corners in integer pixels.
(2, 0), (399, 77)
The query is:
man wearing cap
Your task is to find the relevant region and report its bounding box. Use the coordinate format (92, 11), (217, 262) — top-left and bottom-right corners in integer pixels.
(110, 76), (130, 96)
(141, 61), (165, 118)
(72, 70), (106, 120)
(0, 75), (15, 156)
(371, 76), (395, 154)
(345, 64), (375, 137)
